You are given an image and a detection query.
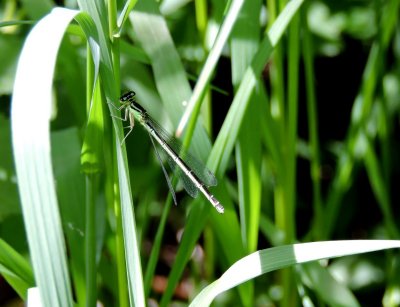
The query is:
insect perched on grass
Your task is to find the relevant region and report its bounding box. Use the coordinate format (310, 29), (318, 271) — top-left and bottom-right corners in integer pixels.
(110, 91), (224, 214)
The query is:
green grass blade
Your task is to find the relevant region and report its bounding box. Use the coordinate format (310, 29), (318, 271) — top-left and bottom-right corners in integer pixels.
(322, 0), (400, 239)
(117, 0), (138, 34)
(364, 141), (398, 237)
(129, 2), (193, 117)
(129, 1), (213, 161)
(126, 2), (247, 305)
(209, 0), (304, 175)
(160, 1), (305, 305)
(114, 143), (146, 306)
(176, 0), (244, 136)
(235, 100), (262, 252)
(301, 262), (360, 307)
(161, 194), (241, 306)
(231, 0), (262, 254)
(190, 240), (400, 306)
(74, 11), (108, 307)
(143, 198), (172, 297)
(284, 11), (300, 240)
(78, 2), (146, 306)
(0, 115), (20, 216)
(52, 128), (88, 307)
(11, 7), (80, 306)
(127, 4), (221, 305)
(0, 238), (34, 299)
(20, 0), (53, 19)
(302, 5), (322, 239)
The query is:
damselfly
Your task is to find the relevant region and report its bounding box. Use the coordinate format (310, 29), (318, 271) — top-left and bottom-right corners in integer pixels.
(111, 91), (224, 214)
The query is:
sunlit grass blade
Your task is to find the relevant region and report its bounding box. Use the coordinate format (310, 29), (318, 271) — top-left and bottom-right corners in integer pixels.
(11, 7), (80, 306)
(116, 0), (138, 35)
(129, 1), (213, 161)
(190, 240), (400, 306)
(176, 0), (244, 136)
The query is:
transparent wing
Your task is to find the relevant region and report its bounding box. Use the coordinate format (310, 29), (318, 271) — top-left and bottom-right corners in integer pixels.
(145, 115), (217, 187)
(148, 132), (178, 205)
(166, 156), (199, 198)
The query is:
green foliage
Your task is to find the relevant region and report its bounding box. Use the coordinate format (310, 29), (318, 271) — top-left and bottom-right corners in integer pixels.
(1, 0), (400, 306)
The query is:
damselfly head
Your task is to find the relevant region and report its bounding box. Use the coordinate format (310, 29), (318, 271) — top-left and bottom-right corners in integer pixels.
(120, 91), (136, 103)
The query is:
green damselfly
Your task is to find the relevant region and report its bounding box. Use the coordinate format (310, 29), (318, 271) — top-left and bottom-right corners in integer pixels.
(111, 91), (224, 214)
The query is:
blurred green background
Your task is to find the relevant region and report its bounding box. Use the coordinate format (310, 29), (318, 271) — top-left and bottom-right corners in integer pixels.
(1, 0), (400, 306)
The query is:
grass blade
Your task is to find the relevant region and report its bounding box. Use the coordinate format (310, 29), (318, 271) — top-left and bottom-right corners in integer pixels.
(209, 0), (305, 175)
(78, 2), (146, 305)
(176, 0), (244, 135)
(190, 240), (400, 306)
(231, 0), (262, 254)
(11, 7), (80, 306)
(162, 0), (305, 305)
(0, 238), (34, 299)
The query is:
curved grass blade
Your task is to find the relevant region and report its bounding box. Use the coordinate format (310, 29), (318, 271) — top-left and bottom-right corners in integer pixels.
(11, 7), (81, 306)
(190, 240), (400, 306)
(116, 0), (138, 36)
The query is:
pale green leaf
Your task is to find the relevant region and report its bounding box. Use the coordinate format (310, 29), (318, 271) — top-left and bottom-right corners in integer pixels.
(190, 240), (400, 306)
(11, 7), (81, 307)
